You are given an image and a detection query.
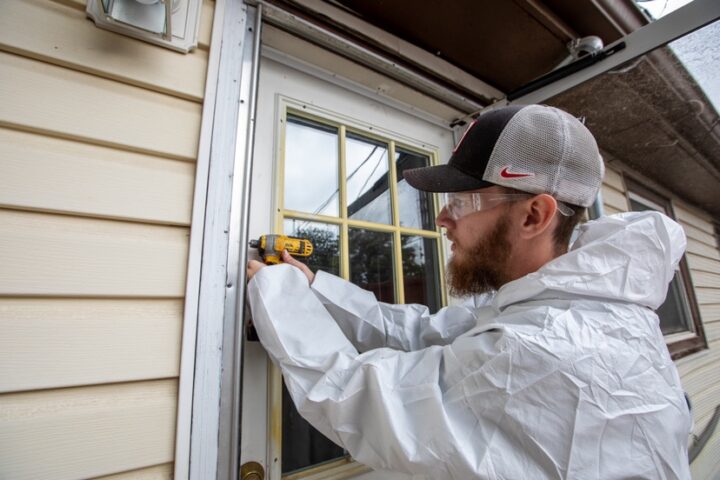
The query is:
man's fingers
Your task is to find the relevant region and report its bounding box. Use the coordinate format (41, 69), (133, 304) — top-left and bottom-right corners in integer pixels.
(246, 259), (266, 281)
(247, 252), (315, 284)
(282, 250), (315, 284)
(282, 249), (301, 266)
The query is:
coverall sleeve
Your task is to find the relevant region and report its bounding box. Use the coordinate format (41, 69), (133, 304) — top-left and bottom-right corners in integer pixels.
(310, 269), (481, 352)
(248, 265), (504, 479)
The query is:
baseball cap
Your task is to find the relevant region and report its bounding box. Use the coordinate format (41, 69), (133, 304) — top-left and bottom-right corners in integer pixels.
(403, 104), (604, 208)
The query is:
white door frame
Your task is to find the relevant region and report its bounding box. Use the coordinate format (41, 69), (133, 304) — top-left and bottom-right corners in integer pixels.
(174, 2), (263, 480)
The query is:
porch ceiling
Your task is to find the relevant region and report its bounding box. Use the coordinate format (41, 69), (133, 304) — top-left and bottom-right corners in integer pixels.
(331, 0), (640, 94)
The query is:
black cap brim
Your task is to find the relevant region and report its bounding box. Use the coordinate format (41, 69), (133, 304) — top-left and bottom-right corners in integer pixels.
(403, 164), (495, 193)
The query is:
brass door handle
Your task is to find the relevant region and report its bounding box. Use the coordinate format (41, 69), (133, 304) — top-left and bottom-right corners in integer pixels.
(240, 461), (265, 480)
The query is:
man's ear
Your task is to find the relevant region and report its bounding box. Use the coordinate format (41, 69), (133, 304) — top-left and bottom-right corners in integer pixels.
(517, 194), (557, 239)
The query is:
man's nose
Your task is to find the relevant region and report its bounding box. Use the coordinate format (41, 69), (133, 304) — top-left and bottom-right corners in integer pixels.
(436, 206), (454, 229)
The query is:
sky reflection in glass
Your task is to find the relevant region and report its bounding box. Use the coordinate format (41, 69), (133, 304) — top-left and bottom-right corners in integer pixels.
(346, 134), (392, 224)
(284, 116), (339, 217)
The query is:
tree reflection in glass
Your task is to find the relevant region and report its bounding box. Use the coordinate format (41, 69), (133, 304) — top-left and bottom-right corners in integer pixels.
(401, 235), (441, 313)
(349, 228), (395, 302)
(283, 219), (340, 276)
(395, 148), (436, 230)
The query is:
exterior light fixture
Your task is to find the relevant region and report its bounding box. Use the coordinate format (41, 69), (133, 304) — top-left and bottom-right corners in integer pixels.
(86, 0), (202, 53)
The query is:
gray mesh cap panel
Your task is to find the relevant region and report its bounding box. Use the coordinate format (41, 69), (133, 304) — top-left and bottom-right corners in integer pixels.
(482, 105), (604, 207)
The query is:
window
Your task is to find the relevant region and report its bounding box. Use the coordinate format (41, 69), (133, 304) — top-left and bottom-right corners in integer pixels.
(624, 176), (707, 359)
(276, 111), (445, 476)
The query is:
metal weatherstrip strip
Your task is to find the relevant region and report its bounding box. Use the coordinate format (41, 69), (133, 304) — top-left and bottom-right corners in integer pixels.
(174, 0), (228, 477)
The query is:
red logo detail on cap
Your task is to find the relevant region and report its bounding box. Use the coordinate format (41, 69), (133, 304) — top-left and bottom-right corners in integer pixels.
(453, 119), (478, 154)
(500, 166), (534, 179)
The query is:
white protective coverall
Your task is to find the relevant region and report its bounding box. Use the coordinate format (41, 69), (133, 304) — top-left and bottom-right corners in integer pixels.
(247, 211), (692, 479)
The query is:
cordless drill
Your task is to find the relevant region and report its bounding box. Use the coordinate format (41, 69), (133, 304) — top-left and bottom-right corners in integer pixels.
(249, 234), (314, 265)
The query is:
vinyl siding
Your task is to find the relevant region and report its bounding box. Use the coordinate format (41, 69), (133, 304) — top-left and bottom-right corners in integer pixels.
(600, 166), (629, 214)
(0, 0), (213, 478)
(94, 464), (174, 480)
(674, 202), (720, 480)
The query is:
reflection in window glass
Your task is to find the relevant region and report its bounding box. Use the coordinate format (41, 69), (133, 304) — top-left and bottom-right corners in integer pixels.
(283, 219), (340, 276)
(395, 149), (436, 230)
(284, 116), (339, 217)
(402, 235), (441, 313)
(346, 134), (392, 224)
(281, 218), (345, 473)
(628, 197), (692, 335)
(349, 228), (395, 302)
(280, 383), (345, 474)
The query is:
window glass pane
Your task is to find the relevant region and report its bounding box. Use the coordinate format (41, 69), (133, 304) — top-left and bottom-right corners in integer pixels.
(395, 148), (436, 230)
(401, 235), (441, 313)
(346, 134), (392, 224)
(657, 278), (692, 334)
(283, 219), (340, 276)
(349, 228), (395, 302)
(280, 384), (346, 473)
(281, 219), (344, 473)
(284, 116), (339, 217)
(627, 197), (691, 334)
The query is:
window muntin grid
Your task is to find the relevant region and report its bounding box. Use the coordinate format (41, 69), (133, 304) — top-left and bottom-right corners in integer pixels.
(276, 109), (446, 476)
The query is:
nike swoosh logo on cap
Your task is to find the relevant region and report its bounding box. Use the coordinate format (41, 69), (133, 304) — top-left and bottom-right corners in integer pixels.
(500, 166), (534, 178)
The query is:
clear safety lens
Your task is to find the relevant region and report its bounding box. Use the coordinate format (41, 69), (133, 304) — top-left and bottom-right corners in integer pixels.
(440, 192), (532, 220)
(440, 192), (574, 220)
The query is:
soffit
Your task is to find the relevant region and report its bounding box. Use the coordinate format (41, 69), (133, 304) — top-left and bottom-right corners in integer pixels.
(331, 0), (633, 93)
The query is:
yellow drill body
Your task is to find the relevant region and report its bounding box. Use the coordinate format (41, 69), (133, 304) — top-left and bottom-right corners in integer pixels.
(249, 234), (314, 265)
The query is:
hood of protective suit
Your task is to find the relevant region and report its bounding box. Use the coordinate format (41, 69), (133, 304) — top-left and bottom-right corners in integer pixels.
(496, 211), (687, 311)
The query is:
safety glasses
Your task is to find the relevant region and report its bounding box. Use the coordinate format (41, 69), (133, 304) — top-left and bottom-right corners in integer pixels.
(440, 192), (574, 220)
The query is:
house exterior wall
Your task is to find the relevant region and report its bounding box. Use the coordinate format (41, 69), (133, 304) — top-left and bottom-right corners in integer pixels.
(601, 164), (720, 479)
(0, 0), (213, 478)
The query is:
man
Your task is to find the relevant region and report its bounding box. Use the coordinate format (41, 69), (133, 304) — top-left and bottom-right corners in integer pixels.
(247, 105), (692, 479)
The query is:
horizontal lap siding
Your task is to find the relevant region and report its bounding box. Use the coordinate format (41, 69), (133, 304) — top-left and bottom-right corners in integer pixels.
(93, 464), (173, 480)
(0, 51), (202, 161)
(0, 0), (213, 478)
(673, 202), (720, 479)
(0, 381), (177, 480)
(0, 210), (189, 297)
(0, 128), (195, 225)
(601, 167), (628, 214)
(0, 299), (183, 393)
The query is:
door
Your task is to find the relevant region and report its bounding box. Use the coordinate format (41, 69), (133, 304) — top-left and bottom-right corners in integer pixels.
(240, 54), (456, 479)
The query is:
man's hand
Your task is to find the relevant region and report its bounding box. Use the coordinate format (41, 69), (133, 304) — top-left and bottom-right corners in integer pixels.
(281, 250), (315, 285)
(247, 259), (266, 282)
(246, 250), (315, 285)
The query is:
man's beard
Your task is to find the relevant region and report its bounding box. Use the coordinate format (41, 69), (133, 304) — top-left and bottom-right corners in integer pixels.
(447, 216), (513, 296)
